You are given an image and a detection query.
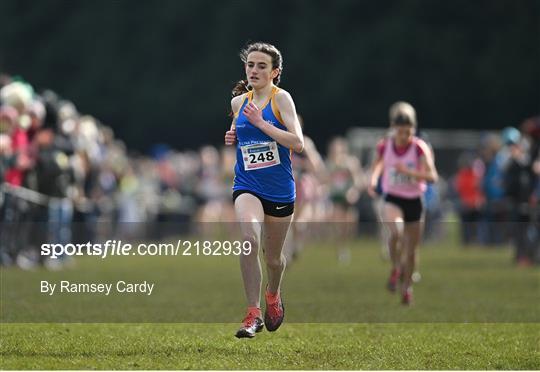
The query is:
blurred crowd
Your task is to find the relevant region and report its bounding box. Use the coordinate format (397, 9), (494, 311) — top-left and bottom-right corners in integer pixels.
(1, 74), (538, 270)
(0, 75), (143, 269)
(451, 121), (540, 266)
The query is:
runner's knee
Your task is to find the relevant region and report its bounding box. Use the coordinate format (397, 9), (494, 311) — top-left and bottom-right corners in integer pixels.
(242, 234), (259, 254)
(388, 229), (402, 242)
(264, 254), (285, 270)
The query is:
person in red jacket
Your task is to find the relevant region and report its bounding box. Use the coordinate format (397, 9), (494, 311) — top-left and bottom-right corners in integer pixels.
(1, 105), (31, 187)
(454, 152), (485, 245)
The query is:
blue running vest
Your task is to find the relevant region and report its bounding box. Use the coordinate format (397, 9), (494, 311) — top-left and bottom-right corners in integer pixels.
(233, 86), (295, 203)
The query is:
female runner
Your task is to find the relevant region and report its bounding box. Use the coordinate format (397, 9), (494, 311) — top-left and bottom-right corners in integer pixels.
(367, 102), (438, 305)
(224, 42), (304, 337)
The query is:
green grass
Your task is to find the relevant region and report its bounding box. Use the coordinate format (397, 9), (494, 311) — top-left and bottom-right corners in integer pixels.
(1, 235), (539, 369)
(1, 323), (538, 369)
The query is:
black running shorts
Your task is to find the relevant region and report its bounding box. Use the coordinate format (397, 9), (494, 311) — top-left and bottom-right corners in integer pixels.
(233, 190), (294, 218)
(383, 193), (424, 223)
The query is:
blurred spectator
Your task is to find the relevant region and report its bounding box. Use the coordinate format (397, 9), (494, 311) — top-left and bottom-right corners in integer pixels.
(0, 134), (14, 183)
(454, 152), (485, 245)
(503, 128), (536, 266)
(284, 134), (328, 263)
(326, 136), (364, 262)
(0, 88), (33, 266)
(0, 80), (33, 114)
(33, 127), (75, 268)
(418, 131), (445, 241)
(479, 132), (509, 245)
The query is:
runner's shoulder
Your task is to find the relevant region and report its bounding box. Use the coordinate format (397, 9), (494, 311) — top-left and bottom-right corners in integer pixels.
(415, 137), (430, 157)
(274, 88), (293, 107)
(376, 138), (387, 157)
(231, 94), (248, 112)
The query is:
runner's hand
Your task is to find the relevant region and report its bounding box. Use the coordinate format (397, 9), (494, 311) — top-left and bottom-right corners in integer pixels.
(225, 128), (237, 145)
(367, 184), (378, 198)
(243, 102), (264, 127)
(394, 163), (409, 175)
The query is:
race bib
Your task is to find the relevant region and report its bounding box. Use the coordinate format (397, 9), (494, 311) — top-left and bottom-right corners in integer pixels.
(389, 167), (414, 186)
(241, 142), (281, 171)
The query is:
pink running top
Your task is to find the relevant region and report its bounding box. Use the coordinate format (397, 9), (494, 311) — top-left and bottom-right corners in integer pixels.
(379, 136), (427, 199)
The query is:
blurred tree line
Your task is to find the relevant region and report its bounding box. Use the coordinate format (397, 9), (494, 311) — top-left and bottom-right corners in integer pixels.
(0, 0), (538, 152)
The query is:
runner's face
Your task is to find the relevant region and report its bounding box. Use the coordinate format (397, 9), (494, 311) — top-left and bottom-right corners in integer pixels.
(245, 51), (278, 89)
(393, 124), (414, 146)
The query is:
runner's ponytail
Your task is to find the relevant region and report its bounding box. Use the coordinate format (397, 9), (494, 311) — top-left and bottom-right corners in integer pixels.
(232, 79), (250, 97)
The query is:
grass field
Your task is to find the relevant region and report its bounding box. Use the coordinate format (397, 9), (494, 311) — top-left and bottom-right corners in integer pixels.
(1, 233), (539, 369)
(1, 323), (538, 369)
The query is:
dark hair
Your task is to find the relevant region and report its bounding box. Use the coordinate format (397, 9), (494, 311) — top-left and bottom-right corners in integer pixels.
(393, 113), (413, 126)
(232, 42), (283, 97)
(389, 101), (417, 127)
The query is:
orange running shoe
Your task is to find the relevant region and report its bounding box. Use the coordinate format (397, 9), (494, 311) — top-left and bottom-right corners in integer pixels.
(387, 268), (401, 292)
(264, 290), (285, 332)
(235, 307), (264, 338)
(401, 287), (413, 305)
